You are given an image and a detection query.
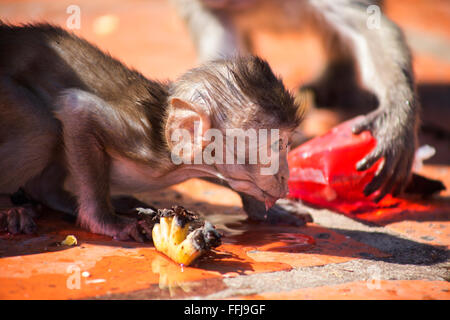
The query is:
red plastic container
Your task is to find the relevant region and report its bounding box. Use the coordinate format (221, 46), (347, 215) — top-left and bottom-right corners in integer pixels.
(288, 116), (382, 206)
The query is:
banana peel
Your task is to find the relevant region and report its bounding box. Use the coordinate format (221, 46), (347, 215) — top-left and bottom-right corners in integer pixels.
(136, 206), (221, 266)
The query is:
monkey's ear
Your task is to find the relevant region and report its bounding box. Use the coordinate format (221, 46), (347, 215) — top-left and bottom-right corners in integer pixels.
(165, 98), (211, 158)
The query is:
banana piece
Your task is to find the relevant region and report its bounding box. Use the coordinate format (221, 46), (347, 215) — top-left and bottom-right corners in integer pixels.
(148, 206), (221, 266)
(61, 235), (78, 246)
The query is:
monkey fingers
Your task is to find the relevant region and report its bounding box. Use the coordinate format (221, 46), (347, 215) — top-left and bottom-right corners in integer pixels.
(0, 205), (37, 234)
(112, 214), (153, 243)
(353, 110), (416, 199)
(361, 148), (395, 196)
(265, 200), (313, 227)
(372, 158), (401, 202)
(353, 112), (387, 173)
(391, 154), (414, 197)
(373, 148), (414, 202)
(243, 196), (313, 227)
(358, 145), (398, 201)
(114, 220), (143, 242)
(352, 111), (381, 137)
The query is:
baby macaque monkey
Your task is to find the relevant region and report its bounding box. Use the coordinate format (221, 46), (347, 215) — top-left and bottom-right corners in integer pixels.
(0, 24), (308, 241)
(172, 0), (420, 201)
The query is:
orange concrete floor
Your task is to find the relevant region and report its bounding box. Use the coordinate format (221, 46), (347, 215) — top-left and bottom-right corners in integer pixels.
(0, 0), (449, 300)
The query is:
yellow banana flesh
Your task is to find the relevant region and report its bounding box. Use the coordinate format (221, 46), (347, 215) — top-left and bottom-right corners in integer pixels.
(152, 214), (220, 266)
(152, 216), (199, 266)
(137, 205), (221, 266)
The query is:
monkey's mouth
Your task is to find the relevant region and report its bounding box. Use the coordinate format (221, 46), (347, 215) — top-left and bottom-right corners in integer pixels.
(262, 192), (279, 211)
(223, 177), (281, 210)
(199, 168), (282, 210)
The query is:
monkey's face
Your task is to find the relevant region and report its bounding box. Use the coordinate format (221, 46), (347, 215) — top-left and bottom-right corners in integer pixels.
(166, 56), (303, 207)
(213, 129), (292, 209)
(165, 97), (296, 209)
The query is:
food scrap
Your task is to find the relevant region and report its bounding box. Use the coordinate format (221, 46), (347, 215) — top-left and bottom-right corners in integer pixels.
(61, 235), (78, 246)
(137, 206), (221, 266)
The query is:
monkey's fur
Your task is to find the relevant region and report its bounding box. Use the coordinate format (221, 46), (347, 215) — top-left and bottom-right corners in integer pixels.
(0, 24), (309, 241)
(172, 0), (420, 201)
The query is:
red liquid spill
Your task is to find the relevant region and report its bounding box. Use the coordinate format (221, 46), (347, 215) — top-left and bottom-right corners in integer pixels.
(256, 233), (316, 253)
(223, 221), (315, 253)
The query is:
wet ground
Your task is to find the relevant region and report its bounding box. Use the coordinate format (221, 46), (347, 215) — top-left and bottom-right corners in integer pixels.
(0, 0), (449, 299)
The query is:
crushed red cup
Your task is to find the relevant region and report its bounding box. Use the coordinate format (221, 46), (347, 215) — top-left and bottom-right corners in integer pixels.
(287, 116), (446, 222)
(288, 116), (382, 205)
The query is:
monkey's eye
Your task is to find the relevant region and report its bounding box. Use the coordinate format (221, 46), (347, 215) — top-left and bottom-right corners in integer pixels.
(279, 139), (284, 151)
(271, 139), (287, 152)
(278, 139), (286, 152)
(271, 139), (281, 152)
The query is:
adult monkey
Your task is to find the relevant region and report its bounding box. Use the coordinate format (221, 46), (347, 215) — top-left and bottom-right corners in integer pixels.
(172, 0), (419, 201)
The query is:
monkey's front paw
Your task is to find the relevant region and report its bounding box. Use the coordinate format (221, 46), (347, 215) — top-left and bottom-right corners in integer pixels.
(265, 199), (313, 226)
(353, 110), (417, 201)
(0, 205), (38, 234)
(112, 214), (154, 243)
(244, 197), (313, 227)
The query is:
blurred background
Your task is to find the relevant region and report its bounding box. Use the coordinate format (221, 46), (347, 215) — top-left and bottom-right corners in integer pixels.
(1, 0), (449, 163)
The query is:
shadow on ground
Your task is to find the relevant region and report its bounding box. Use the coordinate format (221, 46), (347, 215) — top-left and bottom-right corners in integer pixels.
(1, 187), (447, 267)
